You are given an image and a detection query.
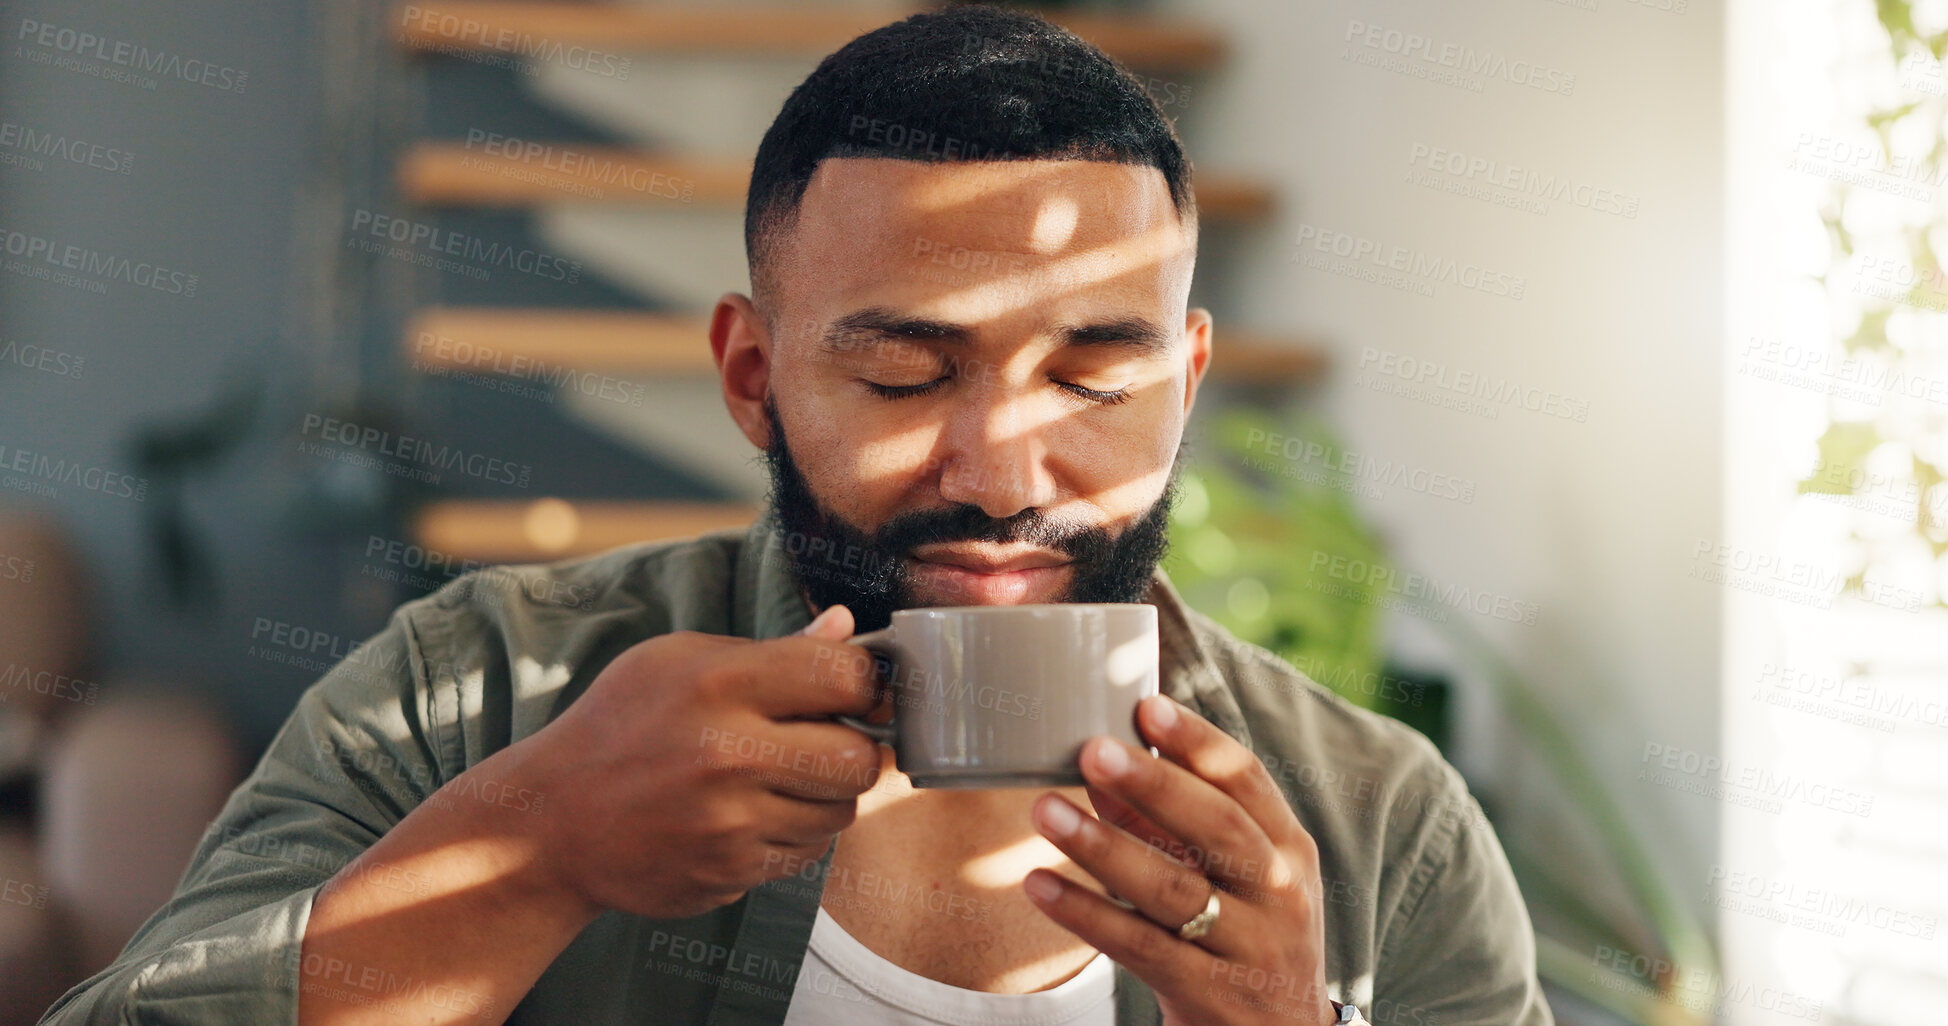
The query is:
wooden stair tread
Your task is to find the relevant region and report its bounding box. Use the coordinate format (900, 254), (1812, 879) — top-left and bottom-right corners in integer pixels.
(408, 308), (721, 373)
(395, 3), (1226, 70)
(398, 143), (1274, 221)
(413, 497), (754, 561)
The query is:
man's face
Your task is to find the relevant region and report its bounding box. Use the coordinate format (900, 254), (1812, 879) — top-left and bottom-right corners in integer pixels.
(721, 157), (1209, 632)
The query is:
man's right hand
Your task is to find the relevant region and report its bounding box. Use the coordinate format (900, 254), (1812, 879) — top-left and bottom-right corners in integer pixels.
(497, 603), (886, 920)
(298, 607), (885, 1026)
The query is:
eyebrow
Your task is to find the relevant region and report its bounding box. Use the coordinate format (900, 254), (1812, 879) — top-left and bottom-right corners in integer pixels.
(815, 306), (1176, 360)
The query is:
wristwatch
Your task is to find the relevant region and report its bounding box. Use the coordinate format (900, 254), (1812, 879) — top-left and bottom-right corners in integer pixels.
(1332, 1001), (1370, 1024)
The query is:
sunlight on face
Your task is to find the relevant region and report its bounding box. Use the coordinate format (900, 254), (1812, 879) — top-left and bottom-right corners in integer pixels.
(764, 157), (1202, 585)
(1028, 194), (1080, 252)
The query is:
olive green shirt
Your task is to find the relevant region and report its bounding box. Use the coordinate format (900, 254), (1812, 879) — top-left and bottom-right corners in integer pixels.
(41, 510), (1552, 1026)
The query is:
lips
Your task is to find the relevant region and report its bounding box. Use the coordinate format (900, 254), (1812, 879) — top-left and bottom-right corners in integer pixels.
(908, 545), (1071, 575)
(906, 546), (1073, 604)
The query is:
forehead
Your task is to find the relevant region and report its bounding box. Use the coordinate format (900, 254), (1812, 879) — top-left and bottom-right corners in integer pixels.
(781, 157), (1193, 317)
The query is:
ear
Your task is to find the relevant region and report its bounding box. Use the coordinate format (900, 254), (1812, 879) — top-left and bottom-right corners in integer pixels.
(1181, 307), (1213, 420)
(711, 292), (774, 449)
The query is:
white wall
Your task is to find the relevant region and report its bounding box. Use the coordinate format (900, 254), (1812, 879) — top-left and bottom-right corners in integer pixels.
(1177, 0), (1726, 953)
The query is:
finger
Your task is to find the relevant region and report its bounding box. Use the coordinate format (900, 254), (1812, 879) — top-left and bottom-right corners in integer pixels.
(761, 838), (840, 883)
(1083, 783), (1192, 862)
(1023, 866), (1214, 997)
(739, 634), (883, 720)
(693, 716), (882, 802)
(775, 717), (891, 797)
(799, 604), (854, 640)
(1136, 694), (1309, 849)
(751, 788), (858, 849)
(1032, 793), (1246, 957)
(1079, 734), (1284, 893)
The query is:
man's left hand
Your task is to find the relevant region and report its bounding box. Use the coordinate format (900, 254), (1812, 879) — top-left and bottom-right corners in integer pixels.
(1023, 693), (1336, 1026)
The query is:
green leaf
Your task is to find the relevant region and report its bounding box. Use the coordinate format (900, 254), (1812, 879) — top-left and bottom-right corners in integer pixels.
(1798, 421), (1883, 497)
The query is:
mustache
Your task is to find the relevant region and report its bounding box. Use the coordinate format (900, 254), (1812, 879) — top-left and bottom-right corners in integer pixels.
(869, 503), (1114, 564)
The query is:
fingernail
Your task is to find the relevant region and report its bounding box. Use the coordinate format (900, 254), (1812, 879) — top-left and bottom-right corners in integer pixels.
(1094, 738), (1129, 778)
(1038, 796), (1081, 838)
(799, 608), (832, 634)
(1024, 871), (1063, 903)
(1149, 695), (1178, 730)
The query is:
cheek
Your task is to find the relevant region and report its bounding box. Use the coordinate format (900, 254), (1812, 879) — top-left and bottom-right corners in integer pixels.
(1086, 464), (1175, 518)
(1053, 420), (1177, 512)
(1063, 389), (1181, 469)
(845, 422), (946, 491)
(797, 416), (946, 524)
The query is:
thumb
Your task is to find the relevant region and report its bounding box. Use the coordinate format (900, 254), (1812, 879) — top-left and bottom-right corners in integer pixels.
(797, 604), (855, 639)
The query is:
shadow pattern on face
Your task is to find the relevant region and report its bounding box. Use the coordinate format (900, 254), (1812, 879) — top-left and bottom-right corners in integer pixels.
(760, 396), (1178, 632)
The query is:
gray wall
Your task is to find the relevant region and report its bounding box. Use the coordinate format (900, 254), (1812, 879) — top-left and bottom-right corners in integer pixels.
(1, 0), (327, 744)
(0, 0), (725, 748)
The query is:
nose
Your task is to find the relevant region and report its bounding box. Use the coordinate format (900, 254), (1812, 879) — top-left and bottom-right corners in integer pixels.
(934, 388), (1058, 519)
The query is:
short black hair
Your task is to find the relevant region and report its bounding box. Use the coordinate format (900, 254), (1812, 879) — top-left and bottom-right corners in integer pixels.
(744, 2), (1197, 319)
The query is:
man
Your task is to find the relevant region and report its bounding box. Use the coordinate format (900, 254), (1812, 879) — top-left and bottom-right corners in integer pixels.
(42, 6), (1552, 1025)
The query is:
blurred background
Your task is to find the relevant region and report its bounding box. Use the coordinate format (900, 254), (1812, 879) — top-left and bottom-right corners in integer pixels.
(0, 0), (1943, 1022)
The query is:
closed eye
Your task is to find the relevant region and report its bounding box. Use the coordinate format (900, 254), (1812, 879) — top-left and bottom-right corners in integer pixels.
(862, 377), (948, 399)
(860, 377), (1133, 405)
(1059, 382), (1133, 406)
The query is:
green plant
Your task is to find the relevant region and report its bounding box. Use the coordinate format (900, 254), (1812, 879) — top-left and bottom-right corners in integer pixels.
(1168, 405), (1717, 1025)
(1166, 408), (1394, 712)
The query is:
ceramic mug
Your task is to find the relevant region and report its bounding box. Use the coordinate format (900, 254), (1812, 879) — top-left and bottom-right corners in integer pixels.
(831, 603), (1159, 788)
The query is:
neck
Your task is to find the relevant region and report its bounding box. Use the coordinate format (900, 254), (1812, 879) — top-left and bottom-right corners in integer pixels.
(824, 746), (1108, 994)
(856, 748), (1043, 828)
(841, 747), (1099, 888)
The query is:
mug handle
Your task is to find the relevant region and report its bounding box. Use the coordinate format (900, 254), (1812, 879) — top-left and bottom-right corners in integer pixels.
(833, 626), (899, 745)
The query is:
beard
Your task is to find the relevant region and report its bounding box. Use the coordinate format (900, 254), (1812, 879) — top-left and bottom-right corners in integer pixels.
(759, 396), (1180, 633)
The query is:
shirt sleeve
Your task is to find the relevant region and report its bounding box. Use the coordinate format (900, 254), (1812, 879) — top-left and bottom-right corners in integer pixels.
(1370, 766), (1555, 1026)
(39, 602), (448, 1025)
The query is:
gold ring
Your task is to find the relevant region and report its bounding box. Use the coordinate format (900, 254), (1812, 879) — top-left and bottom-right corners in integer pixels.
(1176, 885), (1220, 941)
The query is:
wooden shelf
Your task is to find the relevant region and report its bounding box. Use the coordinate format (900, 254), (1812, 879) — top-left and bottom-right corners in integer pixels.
(413, 497), (754, 561)
(394, 3), (1226, 71)
(405, 307), (1326, 383)
(397, 146), (738, 208)
(398, 143), (1274, 222)
(1207, 338), (1328, 382)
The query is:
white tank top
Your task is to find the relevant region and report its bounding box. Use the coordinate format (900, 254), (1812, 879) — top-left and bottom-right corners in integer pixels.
(781, 905), (1117, 1026)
